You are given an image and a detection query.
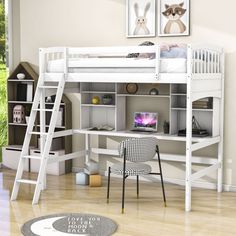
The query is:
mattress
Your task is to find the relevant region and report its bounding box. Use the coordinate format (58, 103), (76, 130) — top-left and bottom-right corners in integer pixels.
(47, 58), (187, 73)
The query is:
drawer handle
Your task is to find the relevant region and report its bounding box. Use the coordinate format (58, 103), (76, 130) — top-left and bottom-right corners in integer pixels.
(33, 151), (55, 155)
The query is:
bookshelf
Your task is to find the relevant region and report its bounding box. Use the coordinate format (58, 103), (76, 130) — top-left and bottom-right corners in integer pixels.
(4, 62), (72, 173)
(80, 82), (217, 136)
(7, 62), (38, 146)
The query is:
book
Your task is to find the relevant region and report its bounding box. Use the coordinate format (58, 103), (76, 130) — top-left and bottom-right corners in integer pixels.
(88, 125), (114, 131)
(16, 84), (27, 101)
(26, 84), (33, 102)
(178, 129), (209, 137)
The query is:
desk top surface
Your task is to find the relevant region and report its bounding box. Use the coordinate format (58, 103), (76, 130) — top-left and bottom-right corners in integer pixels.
(74, 129), (217, 143)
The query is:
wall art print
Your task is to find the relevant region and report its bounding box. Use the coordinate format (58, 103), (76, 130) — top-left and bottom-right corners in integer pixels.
(158, 0), (190, 36)
(126, 0), (156, 38)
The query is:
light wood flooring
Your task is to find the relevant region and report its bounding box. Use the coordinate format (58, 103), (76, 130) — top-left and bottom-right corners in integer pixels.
(1, 168), (236, 236)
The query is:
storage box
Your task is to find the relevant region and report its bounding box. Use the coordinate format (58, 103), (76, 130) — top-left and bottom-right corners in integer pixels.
(76, 172), (89, 185)
(30, 149), (65, 175)
(2, 146), (29, 171)
(89, 175), (102, 187)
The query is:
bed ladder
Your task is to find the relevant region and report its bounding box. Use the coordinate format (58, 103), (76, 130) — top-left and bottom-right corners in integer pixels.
(11, 74), (65, 204)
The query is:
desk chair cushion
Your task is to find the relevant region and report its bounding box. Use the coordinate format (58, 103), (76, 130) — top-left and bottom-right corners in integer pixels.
(111, 163), (152, 176)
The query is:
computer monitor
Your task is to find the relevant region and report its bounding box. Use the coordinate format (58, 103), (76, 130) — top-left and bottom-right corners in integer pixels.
(132, 112), (158, 132)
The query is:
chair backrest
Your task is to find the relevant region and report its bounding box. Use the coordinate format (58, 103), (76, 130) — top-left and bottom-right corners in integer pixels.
(118, 137), (157, 162)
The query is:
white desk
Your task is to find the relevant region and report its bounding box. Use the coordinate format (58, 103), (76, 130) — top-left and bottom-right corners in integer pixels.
(74, 129), (218, 142)
(74, 129), (220, 164)
(74, 129), (221, 208)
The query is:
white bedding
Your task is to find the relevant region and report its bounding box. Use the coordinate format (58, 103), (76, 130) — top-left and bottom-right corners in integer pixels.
(47, 58), (187, 73)
(46, 57), (214, 74)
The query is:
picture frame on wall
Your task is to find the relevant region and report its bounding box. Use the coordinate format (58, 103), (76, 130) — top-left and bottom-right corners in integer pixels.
(158, 0), (190, 37)
(126, 0), (156, 38)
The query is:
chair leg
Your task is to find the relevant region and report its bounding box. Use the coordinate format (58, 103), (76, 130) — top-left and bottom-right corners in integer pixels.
(157, 145), (167, 207)
(121, 148), (127, 214)
(121, 172), (126, 214)
(137, 175), (139, 199)
(107, 167), (111, 203)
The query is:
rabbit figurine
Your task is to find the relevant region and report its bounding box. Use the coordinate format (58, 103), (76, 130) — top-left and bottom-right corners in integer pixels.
(133, 2), (151, 36)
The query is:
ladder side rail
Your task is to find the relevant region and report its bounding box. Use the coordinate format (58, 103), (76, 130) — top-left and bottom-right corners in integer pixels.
(32, 48), (67, 204)
(11, 74), (45, 201)
(11, 49), (47, 201)
(32, 77), (65, 204)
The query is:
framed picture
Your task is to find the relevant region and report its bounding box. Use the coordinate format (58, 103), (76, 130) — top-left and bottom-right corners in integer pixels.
(158, 0), (190, 36)
(126, 0), (156, 38)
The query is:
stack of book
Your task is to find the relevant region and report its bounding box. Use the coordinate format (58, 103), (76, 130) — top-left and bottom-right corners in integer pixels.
(193, 98), (212, 109)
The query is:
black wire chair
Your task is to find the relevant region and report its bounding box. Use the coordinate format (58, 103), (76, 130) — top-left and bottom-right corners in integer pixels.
(106, 137), (166, 213)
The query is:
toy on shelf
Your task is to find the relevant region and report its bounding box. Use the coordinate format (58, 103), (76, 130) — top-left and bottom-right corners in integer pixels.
(92, 96), (100, 105)
(16, 73), (26, 80)
(13, 105), (25, 124)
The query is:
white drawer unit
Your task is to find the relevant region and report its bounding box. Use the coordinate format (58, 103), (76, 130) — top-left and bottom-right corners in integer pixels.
(30, 149), (65, 176)
(2, 146), (29, 171)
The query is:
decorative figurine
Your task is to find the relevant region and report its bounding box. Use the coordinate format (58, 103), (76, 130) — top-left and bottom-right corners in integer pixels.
(17, 73), (26, 80)
(46, 96), (52, 103)
(92, 96), (100, 105)
(163, 120), (170, 134)
(149, 88), (159, 95)
(126, 83), (138, 94)
(13, 105), (25, 124)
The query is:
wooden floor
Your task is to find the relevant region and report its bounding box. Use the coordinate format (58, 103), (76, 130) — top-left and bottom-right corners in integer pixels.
(1, 168), (236, 236)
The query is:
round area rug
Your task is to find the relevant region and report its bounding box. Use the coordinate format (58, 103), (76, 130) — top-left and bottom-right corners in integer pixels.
(21, 213), (118, 236)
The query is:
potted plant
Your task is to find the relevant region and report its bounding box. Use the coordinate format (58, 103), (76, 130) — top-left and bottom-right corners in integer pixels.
(102, 94), (113, 105)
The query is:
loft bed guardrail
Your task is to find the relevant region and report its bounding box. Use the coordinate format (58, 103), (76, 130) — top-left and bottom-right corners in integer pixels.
(40, 44), (223, 84)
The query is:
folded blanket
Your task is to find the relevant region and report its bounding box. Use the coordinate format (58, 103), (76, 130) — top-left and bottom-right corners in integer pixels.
(127, 42), (187, 59)
(161, 46), (187, 59)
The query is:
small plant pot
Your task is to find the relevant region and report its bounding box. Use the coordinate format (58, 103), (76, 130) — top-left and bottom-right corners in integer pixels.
(102, 95), (113, 105)
(102, 98), (112, 105)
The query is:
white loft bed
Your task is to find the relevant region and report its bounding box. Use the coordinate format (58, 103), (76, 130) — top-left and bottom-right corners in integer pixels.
(11, 44), (224, 212)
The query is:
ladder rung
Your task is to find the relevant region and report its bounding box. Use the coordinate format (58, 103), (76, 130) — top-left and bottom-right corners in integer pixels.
(38, 86), (58, 89)
(23, 155), (41, 160)
(33, 108), (53, 112)
(29, 131), (48, 136)
(16, 179), (37, 185)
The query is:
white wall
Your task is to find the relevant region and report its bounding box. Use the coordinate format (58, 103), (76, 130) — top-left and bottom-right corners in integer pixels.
(16, 0), (236, 186)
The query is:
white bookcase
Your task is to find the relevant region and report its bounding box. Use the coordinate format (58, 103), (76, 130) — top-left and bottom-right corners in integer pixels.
(170, 84), (218, 136)
(80, 83), (116, 129)
(80, 82), (217, 136)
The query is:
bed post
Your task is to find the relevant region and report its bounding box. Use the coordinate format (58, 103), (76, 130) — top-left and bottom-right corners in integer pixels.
(217, 49), (225, 192)
(39, 48), (47, 190)
(155, 44), (160, 80)
(186, 44), (193, 212)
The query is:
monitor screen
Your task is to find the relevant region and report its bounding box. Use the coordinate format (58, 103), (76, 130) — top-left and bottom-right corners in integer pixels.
(133, 112), (158, 131)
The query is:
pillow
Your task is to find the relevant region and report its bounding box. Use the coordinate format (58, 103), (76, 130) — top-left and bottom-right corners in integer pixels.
(126, 41), (155, 58)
